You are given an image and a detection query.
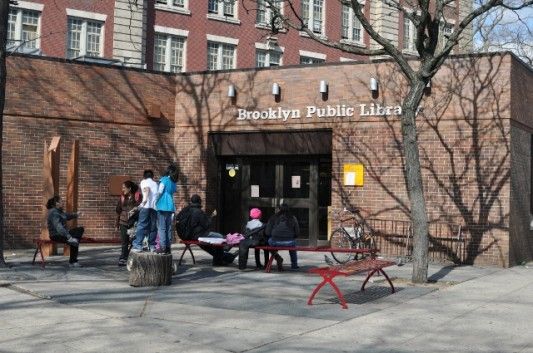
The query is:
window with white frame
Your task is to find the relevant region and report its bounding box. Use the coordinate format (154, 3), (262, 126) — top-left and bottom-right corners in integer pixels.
(67, 17), (104, 58)
(440, 22), (454, 48)
(402, 17), (416, 51)
(207, 42), (236, 70)
(256, 0), (282, 27)
(341, 4), (363, 44)
(155, 0), (189, 12)
(256, 49), (281, 67)
(208, 0), (236, 18)
(300, 56), (325, 64)
(301, 0), (324, 35)
(7, 8), (40, 52)
(154, 33), (185, 73)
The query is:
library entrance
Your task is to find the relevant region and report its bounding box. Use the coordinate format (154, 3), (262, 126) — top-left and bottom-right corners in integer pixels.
(211, 130), (332, 246)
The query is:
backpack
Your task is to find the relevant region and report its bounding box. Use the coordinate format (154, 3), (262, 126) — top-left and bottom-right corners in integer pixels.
(175, 207), (193, 240)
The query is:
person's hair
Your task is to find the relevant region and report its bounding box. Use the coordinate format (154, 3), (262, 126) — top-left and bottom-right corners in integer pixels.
(143, 170), (154, 179)
(190, 194), (201, 205)
(165, 164), (179, 183)
(273, 203), (296, 228)
(123, 180), (138, 194)
(46, 195), (60, 209)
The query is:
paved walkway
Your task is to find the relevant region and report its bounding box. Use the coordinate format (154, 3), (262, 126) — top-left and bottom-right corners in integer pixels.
(0, 246), (532, 353)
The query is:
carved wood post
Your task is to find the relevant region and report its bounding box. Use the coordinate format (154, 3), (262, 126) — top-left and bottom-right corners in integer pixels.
(64, 140), (79, 256)
(40, 137), (61, 256)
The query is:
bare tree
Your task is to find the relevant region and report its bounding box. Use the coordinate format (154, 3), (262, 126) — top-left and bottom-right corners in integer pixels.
(247, 0), (533, 282)
(475, 6), (533, 65)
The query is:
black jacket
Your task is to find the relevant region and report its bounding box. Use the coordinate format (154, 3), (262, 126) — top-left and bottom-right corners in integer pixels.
(47, 208), (77, 239)
(187, 203), (212, 240)
(265, 212), (300, 241)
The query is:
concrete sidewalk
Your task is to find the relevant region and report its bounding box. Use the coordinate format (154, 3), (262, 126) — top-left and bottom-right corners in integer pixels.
(0, 246), (531, 353)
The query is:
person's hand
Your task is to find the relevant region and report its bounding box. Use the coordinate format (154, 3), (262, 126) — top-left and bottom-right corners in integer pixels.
(211, 209), (217, 217)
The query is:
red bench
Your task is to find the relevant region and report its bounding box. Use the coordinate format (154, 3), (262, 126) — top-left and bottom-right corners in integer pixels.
(32, 237), (122, 269)
(307, 258), (396, 309)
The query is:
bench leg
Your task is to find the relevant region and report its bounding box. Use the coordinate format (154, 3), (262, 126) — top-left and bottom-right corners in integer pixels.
(178, 244), (195, 266)
(32, 246), (39, 266)
(361, 268), (395, 293)
(308, 271), (349, 309)
(264, 253), (275, 273)
(32, 244), (46, 270)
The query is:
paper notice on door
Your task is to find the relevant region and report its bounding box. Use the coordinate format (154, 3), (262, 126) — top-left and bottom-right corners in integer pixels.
(291, 175), (301, 188)
(251, 185), (259, 198)
(345, 172), (356, 186)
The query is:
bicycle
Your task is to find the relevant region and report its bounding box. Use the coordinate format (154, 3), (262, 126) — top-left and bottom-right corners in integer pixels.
(327, 207), (376, 264)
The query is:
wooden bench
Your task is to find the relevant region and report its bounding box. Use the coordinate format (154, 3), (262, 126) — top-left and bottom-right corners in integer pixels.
(177, 240), (378, 272)
(32, 237), (122, 269)
(307, 258), (396, 309)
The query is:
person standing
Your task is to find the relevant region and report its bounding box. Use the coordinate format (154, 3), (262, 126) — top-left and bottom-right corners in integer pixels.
(115, 180), (141, 266)
(46, 195), (84, 267)
(156, 164), (178, 254)
(265, 203), (300, 270)
(132, 170), (159, 253)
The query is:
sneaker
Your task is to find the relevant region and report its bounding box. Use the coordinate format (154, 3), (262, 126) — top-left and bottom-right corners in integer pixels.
(155, 248), (165, 254)
(131, 248), (142, 253)
(118, 259), (127, 267)
(67, 237), (79, 247)
(69, 262), (82, 268)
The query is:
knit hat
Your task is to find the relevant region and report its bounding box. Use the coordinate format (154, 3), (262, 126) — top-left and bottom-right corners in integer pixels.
(249, 208), (262, 220)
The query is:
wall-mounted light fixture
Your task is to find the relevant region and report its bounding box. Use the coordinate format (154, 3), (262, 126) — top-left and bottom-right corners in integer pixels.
(370, 77), (379, 92)
(272, 82), (280, 96)
(227, 84), (236, 98)
(319, 80), (328, 94)
(426, 80), (431, 88)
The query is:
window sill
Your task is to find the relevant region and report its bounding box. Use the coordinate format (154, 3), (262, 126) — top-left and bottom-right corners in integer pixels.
(254, 23), (287, 32)
(155, 5), (191, 15)
(340, 39), (365, 48)
(402, 49), (419, 56)
(206, 13), (241, 25)
(299, 31), (327, 40)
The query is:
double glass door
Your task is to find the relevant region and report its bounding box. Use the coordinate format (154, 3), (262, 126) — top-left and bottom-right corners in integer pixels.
(219, 156), (331, 246)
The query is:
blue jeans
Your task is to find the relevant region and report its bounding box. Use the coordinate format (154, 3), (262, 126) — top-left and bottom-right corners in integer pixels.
(268, 238), (298, 268)
(157, 211), (173, 250)
(133, 208), (157, 250)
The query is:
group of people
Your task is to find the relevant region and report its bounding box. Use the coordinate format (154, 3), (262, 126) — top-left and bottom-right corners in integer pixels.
(46, 162), (300, 270)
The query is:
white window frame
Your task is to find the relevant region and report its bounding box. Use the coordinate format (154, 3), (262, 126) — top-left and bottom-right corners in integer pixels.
(402, 16), (416, 53)
(155, 0), (191, 15)
(153, 26), (189, 72)
(440, 21), (454, 48)
(206, 35), (238, 71)
(8, 1), (43, 53)
(207, 0), (240, 24)
(255, 0), (283, 29)
(340, 3), (365, 46)
(255, 42), (284, 67)
(301, 0), (326, 36)
(66, 10), (106, 59)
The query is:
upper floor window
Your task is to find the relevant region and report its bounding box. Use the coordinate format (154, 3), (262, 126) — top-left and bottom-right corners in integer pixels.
(156, 0), (186, 8)
(154, 33), (185, 73)
(302, 0), (324, 35)
(8, 8), (41, 53)
(402, 17), (416, 52)
(67, 17), (104, 59)
(440, 22), (454, 48)
(256, 49), (281, 67)
(207, 41), (236, 70)
(341, 5), (363, 44)
(300, 56), (325, 64)
(256, 0), (282, 27)
(208, 0), (236, 18)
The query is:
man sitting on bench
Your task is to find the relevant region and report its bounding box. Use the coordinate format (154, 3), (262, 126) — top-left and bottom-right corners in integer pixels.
(46, 195), (84, 267)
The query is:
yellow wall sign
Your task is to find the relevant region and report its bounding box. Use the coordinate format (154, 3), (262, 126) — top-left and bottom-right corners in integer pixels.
(343, 164), (364, 186)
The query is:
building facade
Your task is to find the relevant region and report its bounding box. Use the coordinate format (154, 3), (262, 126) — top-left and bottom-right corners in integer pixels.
(8, 0), (470, 72)
(3, 52), (532, 267)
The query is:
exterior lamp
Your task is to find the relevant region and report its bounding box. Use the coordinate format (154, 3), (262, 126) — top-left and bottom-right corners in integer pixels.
(319, 80), (328, 94)
(370, 77), (378, 92)
(272, 82), (280, 96)
(227, 84), (236, 98)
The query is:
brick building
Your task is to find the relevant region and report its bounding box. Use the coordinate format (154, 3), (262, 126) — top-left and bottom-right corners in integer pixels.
(3, 52), (532, 267)
(8, 0), (471, 72)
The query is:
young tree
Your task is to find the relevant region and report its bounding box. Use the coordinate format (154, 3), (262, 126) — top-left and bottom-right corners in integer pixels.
(252, 0), (533, 282)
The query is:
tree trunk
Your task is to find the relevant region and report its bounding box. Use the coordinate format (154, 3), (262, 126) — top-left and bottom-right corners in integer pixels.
(0, 0), (10, 267)
(401, 80), (430, 283)
(128, 252), (173, 287)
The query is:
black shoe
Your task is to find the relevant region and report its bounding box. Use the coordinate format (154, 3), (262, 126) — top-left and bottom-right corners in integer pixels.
(118, 259), (127, 267)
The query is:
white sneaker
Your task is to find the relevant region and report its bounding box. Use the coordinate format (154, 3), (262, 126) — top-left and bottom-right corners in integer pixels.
(131, 248), (142, 253)
(69, 262), (82, 268)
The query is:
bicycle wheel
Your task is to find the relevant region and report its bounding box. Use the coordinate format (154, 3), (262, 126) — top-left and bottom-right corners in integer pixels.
(330, 228), (355, 264)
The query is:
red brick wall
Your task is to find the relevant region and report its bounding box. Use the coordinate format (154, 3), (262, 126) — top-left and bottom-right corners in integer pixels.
(3, 55), (176, 248)
(174, 53), (518, 266)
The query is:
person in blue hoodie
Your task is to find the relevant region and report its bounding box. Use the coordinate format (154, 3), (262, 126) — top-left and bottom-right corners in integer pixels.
(155, 164), (178, 254)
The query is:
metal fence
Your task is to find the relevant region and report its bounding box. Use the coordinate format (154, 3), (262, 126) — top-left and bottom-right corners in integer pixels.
(366, 219), (466, 264)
